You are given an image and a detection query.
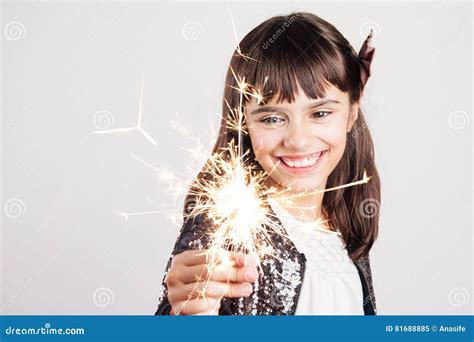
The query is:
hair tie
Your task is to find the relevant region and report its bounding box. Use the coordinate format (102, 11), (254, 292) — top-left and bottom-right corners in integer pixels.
(358, 29), (375, 89)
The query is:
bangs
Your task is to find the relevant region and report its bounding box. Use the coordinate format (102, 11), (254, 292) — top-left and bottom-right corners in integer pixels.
(234, 14), (355, 105)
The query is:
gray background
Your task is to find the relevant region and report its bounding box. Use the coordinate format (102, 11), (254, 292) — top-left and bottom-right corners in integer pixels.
(1, 1), (472, 314)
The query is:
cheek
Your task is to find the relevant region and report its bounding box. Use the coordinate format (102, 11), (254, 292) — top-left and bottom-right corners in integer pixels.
(318, 118), (349, 151)
(325, 130), (347, 151)
(248, 127), (282, 160)
(319, 123), (349, 171)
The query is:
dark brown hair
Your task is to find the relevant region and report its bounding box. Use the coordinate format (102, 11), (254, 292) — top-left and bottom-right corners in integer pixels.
(186, 12), (380, 261)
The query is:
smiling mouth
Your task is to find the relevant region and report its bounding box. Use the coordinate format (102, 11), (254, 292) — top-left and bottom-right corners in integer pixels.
(277, 151), (326, 168)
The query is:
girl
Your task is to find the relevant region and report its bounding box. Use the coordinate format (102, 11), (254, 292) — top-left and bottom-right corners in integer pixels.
(155, 12), (380, 315)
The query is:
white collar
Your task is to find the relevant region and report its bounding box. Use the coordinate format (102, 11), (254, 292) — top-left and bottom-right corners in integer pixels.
(267, 197), (342, 236)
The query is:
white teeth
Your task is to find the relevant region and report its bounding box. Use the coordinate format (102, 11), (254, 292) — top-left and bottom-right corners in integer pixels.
(281, 152), (324, 168)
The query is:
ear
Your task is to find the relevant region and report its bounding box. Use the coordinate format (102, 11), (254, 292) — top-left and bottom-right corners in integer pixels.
(347, 102), (360, 133)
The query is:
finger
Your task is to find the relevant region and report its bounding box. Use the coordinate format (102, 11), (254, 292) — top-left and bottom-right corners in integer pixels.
(230, 253), (259, 268)
(174, 250), (209, 267)
(175, 250), (233, 267)
(173, 297), (220, 315)
(180, 264), (258, 284)
(206, 264), (258, 283)
(171, 280), (254, 302)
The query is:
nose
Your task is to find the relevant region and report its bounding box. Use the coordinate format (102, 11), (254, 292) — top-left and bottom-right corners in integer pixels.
(283, 120), (311, 151)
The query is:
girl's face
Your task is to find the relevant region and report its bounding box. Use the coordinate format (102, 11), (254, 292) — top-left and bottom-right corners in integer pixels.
(245, 83), (359, 192)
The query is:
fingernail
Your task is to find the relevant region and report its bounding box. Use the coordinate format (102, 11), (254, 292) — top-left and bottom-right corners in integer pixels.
(241, 256), (246, 267)
(234, 255), (244, 267)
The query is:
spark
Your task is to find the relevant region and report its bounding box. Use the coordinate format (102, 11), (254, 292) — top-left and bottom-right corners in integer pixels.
(275, 170), (372, 208)
(130, 154), (186, 199)
(92, 78), (158, 146)
(183, 142), (209, 166)
(114, 209), (165, 221)
(228, 4), (259, 62)
(170, 116), (194, 138)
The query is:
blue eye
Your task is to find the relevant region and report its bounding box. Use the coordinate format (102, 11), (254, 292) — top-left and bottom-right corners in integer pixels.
(313, 111), (331, 118)
(261, 116), (284, 125)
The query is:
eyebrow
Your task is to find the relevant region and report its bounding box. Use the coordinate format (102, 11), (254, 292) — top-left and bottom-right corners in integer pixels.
(250, 99), (341, 115)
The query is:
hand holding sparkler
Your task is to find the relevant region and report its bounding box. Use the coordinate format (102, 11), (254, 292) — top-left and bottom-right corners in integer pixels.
(165, 250), (258, 315)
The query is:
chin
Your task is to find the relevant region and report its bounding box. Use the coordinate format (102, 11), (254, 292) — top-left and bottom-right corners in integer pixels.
(271, 178), (322, 193)
(286, 182), (321, 192)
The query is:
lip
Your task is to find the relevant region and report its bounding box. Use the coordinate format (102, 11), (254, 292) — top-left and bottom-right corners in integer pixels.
(276, 151), (324, 161)
(275, 151), (327, 175)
